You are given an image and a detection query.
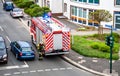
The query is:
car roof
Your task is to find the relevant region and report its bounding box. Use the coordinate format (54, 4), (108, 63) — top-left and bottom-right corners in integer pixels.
(17, 41), (31, 48)
(0, 36), (4, 42)
(5, 1), (13, 4)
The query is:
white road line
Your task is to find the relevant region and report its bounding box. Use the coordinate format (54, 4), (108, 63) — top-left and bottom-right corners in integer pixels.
(13, 72), (20, 75)
(4, 73), (11, 76)
(23, 61), (29, 67)
(18, 18), (29, 31)
(37, 69), (44, 72)
(0, 26), (4, 31)
(6, 36), (11, 42)
(60, 68), (66, 70)
(30, 70), (36, 73)
(45, 69), (51, 71)
(52, 68), (58, 71)
(22, 71), (28, 74)
(67, 67), (73, 70)
(0, 64), (29, 70)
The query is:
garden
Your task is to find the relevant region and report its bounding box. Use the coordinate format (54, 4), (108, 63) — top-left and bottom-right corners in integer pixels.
(71, 33), (120, 60)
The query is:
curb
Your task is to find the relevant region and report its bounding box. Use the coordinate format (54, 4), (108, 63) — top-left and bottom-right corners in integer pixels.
(61, 55), (111, 76)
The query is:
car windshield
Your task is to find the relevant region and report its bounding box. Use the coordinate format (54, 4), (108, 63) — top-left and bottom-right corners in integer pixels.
(0, 41), (5, 49)
(6, 3), (13, 6)
(22, 47), (32, 52)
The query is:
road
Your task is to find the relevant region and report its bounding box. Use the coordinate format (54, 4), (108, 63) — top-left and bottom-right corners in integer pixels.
(0, 1), (95, 76)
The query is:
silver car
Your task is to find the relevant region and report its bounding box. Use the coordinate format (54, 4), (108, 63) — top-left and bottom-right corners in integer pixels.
(10, 8), (24, 18)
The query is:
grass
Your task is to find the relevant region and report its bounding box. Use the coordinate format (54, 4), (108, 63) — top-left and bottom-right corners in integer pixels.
(71, 35), (120, 60)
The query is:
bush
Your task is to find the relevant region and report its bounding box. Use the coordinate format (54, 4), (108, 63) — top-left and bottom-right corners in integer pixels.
(24, 8), (32, 15)
(30, 4), (39, 8)
(28, 7), (44, 17)
(90, 42), (99, 49)
(99, 45), (110, 53)
(17, 2), (26, 8)
(24, 1), (34, 8)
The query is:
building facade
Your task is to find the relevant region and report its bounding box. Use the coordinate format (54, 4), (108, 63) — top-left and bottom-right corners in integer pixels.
(35, 0), (63, 15)
(36, 0), (120, 29)
(64, 0), (120, 29)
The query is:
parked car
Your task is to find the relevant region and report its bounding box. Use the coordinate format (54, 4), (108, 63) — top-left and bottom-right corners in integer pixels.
(0, 36), (8, 64)
(10, 41), (35, 60)
(3, 1), (14, 11)
(10, 8), (24, 18)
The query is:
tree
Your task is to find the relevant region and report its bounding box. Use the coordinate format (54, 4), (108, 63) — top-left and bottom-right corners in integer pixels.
(89, 10), (112, 39)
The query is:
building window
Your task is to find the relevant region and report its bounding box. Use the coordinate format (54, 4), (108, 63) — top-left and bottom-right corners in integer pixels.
(71, 0), (78, 2)
(115, 0), (120, 5)
(64, 3), (67, 12)
(78, 8), (82, 17)
(114, 11), (120, 29)
(71, 6), (77, 16)
(94, 0), (99, 4)
(83, 9), (86, 18)
(88, 0), (99, 4)
(79, 0), (82, 2)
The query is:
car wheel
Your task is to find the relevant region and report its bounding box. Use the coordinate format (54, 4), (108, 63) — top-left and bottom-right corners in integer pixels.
(16, 54), (19, 60)
(4, 61), (8, 64)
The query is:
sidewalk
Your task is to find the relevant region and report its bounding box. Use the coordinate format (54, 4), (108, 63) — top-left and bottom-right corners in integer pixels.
(19, 15), (120, 76)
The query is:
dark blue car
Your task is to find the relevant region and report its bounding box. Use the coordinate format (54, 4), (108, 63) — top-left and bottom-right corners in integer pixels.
(10, 41), (35, 60)
(3, 1), (14, 11)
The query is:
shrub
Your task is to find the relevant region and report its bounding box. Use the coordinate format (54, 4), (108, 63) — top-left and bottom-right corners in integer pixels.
(30, 4), (39, 8)
(24, 8), (32, 15)
(99, 45), (110, 53)
(17, 2), (26, 8)
(24, 1), (34, 8)
(90, 42), (99, 49)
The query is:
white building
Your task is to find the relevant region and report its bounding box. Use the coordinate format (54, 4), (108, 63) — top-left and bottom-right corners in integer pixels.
(35, 0), (120, 29)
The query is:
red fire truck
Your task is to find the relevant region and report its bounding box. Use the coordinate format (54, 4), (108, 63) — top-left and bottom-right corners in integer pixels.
(30, 16), (70, 56)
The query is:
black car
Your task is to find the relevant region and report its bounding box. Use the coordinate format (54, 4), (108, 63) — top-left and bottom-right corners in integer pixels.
(0, 36), (8, 64)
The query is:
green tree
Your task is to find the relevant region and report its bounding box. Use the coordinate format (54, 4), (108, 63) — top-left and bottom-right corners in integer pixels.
(89, 10), (112, 39)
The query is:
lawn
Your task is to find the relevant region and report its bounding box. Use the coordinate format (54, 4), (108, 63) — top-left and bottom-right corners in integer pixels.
(71, 34), (120, 60)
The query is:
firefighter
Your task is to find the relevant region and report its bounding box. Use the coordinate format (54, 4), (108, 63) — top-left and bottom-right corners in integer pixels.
(37, 43), (44, 60)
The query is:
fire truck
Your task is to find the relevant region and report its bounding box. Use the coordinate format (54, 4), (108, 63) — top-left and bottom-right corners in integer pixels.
(30, 15), (70, 56)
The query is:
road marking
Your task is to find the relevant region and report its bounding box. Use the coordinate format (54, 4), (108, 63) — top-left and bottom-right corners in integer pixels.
(22, 71), (28, 74)
(60, 68), (66, 70)
(23, 61), (29, 67)
(0, 64), (29, 70)
(0, 26), (4, 31)
(92, 60), (98, 63)
(30, 70), (36, 73)
(6, 36), (11, 42)
(67, 67), (73, 70)
(37, 69), (44, 72)
(45, 69), (51, 71)
(52, 68), (58, 71)
(13, 72), (20, 75)
(18, 18), (29, 31)
(4, 73), (11, 76)
(3, 67), (73, 76)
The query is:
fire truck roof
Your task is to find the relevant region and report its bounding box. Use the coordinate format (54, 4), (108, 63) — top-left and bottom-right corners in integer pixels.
(38, 17), (70, 33)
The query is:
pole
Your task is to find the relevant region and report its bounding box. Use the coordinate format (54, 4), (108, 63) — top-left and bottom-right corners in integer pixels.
(110, 26), (113, 73)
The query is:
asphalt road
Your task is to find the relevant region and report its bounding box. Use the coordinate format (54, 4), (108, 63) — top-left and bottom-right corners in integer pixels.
(0, 1), (95, 76)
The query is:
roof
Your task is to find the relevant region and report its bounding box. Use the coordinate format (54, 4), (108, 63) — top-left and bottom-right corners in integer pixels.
(17, 41), (31, 48)
(32, 17), (70, 33)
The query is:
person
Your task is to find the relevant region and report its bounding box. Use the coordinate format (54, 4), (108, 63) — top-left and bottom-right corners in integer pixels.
(37, 43), (44, 60)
